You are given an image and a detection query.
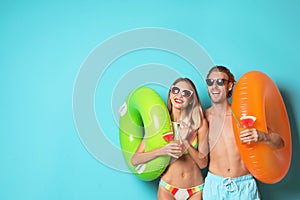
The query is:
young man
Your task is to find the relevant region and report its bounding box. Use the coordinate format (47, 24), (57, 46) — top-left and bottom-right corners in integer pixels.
(203, 66), (284, 200)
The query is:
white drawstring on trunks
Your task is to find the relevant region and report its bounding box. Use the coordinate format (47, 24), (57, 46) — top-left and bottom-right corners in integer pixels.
(223, 177), (238, 192)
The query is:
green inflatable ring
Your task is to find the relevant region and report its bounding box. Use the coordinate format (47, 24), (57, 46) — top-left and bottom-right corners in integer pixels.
(119, 86), (172, 181)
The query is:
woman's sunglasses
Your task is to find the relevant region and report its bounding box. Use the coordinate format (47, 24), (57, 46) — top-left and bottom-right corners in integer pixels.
(171, 86), (193, 98)
(206, 78), (229, 86)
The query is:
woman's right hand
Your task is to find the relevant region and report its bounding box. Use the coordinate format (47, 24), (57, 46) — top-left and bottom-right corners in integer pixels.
(131, 139), (182, 166)
(160, 142), (182, 159)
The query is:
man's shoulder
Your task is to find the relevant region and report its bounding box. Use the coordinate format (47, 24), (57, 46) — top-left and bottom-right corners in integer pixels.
(205, 107), (212, 117)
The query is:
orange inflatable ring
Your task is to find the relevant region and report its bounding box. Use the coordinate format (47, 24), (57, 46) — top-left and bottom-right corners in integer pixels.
(231, 71), (292, 184)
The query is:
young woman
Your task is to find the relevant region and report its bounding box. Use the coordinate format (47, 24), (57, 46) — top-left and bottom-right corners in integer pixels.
(131, 78), (208, 200)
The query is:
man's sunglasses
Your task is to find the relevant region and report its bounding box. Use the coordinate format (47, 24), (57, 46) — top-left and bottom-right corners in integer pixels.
(206, 78), (229, 86)
(171, 86), (193, 98)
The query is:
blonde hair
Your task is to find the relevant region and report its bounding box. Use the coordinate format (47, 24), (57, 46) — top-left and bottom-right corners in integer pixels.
(167, 78), (205, 131)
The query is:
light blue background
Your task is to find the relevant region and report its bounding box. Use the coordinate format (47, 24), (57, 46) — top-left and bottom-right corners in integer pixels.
(1, 1), (299, 199)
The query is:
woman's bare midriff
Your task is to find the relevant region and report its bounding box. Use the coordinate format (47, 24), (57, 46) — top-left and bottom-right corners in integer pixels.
(161, 154), (204, 188)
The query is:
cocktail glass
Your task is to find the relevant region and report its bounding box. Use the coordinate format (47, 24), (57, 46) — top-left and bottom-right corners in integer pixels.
(239, 115), (256, 144)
